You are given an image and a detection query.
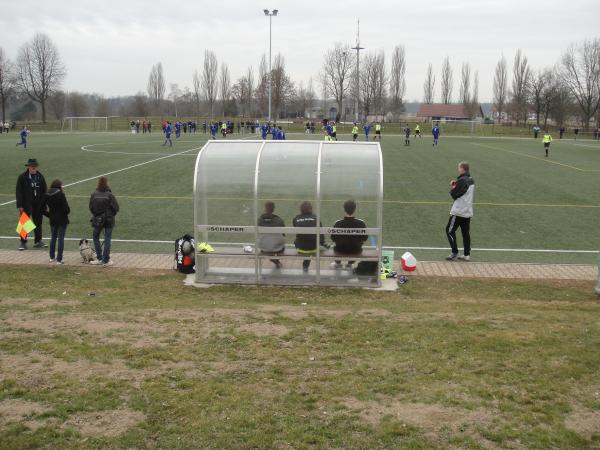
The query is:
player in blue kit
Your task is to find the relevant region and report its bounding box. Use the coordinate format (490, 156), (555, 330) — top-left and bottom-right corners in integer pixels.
(363, 123), (371, 141)
(261, 123), (269, 139)
(16, 126), (28, 149)
(175, 121), (182, 139)
(162, 122), (173, 147)
(210, 123), (217, 139)
(432, 124), (440, 147)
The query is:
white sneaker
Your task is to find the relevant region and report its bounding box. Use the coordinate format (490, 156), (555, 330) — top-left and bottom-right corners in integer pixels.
(49, 258), (55, 263)
(330, 262), (342, 269)
(458, 255), (470, 262)
(56, 260), (64, 265)
(103, 260), (114, 267)
(89, 260), (102, 265)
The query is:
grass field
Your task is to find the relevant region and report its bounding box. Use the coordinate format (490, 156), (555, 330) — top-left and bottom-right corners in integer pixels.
(1, 130), (600, 264)
(1, 267), (599, 448)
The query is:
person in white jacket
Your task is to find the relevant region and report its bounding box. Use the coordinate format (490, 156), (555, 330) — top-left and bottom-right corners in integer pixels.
(446, 161), (475, 261)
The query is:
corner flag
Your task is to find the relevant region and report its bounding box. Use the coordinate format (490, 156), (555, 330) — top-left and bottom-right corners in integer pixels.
(16, 212), (36, 239)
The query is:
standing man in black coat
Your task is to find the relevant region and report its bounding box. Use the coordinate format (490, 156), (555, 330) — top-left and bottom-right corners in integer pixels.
(15, 158), (47, 250)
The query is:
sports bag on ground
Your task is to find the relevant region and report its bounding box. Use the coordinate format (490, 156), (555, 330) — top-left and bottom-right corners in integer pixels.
(174, 234), (195, 274)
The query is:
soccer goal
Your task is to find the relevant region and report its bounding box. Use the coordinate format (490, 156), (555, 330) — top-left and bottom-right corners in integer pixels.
(430, 119), (484, 137)
(61, 117), (108, 132)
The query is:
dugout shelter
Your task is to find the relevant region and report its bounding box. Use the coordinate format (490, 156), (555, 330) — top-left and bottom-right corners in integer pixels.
(193, 140), (383, 287)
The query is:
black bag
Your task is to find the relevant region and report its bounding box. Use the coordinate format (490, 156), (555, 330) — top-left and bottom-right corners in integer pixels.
(90, 213), (105, 229)
(355, 261), (378, 276)
(175, 234), (195, 274)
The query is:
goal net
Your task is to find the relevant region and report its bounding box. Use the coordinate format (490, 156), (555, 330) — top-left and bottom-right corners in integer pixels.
(430, 119), (484, 137)
(61, 117), (108, 132)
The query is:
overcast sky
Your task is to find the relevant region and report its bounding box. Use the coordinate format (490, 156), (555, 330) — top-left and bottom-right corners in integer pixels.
(1, 0), (597, 102)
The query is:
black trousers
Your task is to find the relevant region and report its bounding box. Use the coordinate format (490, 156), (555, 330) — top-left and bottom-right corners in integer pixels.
(21, 206), (44, 244)
(446, 215), (471, 256)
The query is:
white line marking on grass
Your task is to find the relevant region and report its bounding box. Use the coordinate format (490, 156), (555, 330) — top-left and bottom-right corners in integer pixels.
(0, 236), (596, 254)
(0, 145), (203, 207)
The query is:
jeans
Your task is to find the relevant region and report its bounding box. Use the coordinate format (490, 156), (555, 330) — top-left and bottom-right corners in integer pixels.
(93, 226), (113, 263)
(49, 224), (67, 262)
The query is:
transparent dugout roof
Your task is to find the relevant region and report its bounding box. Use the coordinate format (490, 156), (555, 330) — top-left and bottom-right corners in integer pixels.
(193, 140), (383, 287)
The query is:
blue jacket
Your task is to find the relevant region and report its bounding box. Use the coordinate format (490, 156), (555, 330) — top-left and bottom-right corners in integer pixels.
(21, 129), (27, 138)
(164, 124), (172, 136)
(432, 127), (440, 137)
(363, 125), (371, 134)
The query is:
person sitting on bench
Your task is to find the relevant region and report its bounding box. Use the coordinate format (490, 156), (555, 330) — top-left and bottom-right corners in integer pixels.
(293, 201), (328, 272)
(257, 201), (285, 269)
(331, 199), (367, 269)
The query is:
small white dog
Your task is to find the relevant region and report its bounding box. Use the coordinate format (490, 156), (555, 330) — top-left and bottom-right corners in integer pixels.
(79, 239), (95, 263)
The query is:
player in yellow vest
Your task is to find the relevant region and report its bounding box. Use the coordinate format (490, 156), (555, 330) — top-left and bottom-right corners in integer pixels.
(351, 123), (359, 142)
(543, 131), (553, 157)
(415, 124), (421, 138)
(331, 123), (337, 141)
(374, 122), (382, 141)
(220, 122), (227, 138)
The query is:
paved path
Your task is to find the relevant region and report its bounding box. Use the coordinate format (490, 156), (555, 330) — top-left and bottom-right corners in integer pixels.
(0, 250), (596, 281)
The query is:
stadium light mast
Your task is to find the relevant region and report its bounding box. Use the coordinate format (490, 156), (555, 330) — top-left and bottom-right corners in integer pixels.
(351, 19), (364, 123)
(264, 9), (278, 122)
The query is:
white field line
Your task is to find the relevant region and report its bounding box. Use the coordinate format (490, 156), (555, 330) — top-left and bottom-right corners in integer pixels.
(0, 145), (202, 207)
(0, 236), (596, 254)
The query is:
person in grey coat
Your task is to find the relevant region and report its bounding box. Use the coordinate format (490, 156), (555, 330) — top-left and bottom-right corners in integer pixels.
(257, 201), (285, 269)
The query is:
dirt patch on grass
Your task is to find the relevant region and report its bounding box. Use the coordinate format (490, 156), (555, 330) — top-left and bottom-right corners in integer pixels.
(0, 352), (147, 389)
(0, 297), (81, 308)
(341, 397), (492, 430)
(62, 408), (145, 437)
(0, 399), (49, 427)
(565, 406), (600, 439)
(237, 323), (289, 337)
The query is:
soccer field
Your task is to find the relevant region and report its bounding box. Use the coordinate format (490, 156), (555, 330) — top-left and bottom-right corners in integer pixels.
(1, 131), (599, 264)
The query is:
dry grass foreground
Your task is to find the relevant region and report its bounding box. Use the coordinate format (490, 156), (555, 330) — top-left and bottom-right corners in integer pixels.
(0, 265), (599, 449)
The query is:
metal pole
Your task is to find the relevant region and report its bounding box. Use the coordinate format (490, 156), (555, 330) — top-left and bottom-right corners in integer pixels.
(268, 15), (272, 122)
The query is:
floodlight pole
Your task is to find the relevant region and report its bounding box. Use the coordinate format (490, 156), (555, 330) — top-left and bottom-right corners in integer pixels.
(264, 9), (278, 123)
(351, 19), (364, 123)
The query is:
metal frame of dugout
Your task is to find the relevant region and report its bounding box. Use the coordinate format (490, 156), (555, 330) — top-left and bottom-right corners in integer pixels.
(193, 140), (383, 287)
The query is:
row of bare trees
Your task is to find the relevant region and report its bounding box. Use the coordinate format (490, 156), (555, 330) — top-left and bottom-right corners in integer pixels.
(491, 39), (600, 127)
(320, 43), (407, 121)
(0, 33), (66, 123)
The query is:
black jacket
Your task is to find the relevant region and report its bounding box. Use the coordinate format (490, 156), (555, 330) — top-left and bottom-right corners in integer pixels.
(41, 188), (70, 226)
(292, 213), (326, 251)
(89, 189), (120, 227)
(331, 217), (368, 254)
(16, 170), (47, 211)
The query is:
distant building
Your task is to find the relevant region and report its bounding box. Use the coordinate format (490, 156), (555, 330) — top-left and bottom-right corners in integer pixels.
(417, 104), (484, 121)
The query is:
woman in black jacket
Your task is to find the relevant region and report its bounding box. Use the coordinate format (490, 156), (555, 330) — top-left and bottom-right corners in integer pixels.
(89, 176), (119, 266)
(41, 179), (70, 264)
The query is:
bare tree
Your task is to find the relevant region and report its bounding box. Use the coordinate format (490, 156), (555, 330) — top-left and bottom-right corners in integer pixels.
(510, 49), (531, 124)
(95, 96), (109, 117)
(389, 45), (406, 114)
(192, 69), (201, 115)
(530, 69), (552, 126)
(256, 54), (268, 116)
(67, 92), (88, 117)
(322, 43), (354, 121)
(219, 63), (231, 116)
(147, 62), (165, 114)
(423, 63), (435, 104)
(493, 55), (508, 122)
(470, 70), (480, 118)
(561, 38), (600, 129)
(246, 66), (254, 117)
(131, 92), (149, 117)
(201, 50), (218, 118)
(459, 62), (471, 107)
(48, 91), (66, 120)
(16, 33), (66, 122)
(0, 47), (15, 123)
(271, 54), (295, 119)
(360, 51), (387, 117)
(440, 56), (453, 104)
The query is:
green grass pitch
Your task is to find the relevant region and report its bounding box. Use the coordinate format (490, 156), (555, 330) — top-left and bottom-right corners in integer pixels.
(1, 130), (599, 264)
